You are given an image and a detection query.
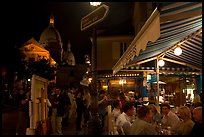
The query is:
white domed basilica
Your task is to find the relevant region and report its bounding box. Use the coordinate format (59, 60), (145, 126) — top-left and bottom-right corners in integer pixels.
(62, 42), (76, 66)
(18, 14), (86, 89)
(39, 15), (63, 64)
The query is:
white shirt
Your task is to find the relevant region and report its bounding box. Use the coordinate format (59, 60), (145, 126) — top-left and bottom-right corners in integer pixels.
(68, 92), (74, 104)
(161, 110), (180, 132)
(129, 117), (158, 135)
(112, 108), (121, 121)
(116, 112), (132, 128)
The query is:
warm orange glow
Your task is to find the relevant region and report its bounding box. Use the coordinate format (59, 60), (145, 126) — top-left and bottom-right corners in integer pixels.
(19, 39), (57, 67)
(109, 80), (134, 85)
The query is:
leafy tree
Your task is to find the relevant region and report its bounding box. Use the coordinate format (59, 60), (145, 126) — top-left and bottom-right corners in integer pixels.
(29, 59), (56, 80)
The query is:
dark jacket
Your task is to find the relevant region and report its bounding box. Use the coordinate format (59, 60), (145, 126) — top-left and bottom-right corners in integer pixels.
(191, 123), (203, 136)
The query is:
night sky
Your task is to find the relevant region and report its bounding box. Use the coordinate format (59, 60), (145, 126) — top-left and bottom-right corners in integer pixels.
(2, 2), (134, 64)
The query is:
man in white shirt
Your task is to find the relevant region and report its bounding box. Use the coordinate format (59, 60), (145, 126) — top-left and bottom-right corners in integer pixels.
(115, 102), (135, 135)
(161, 103), (180, 132)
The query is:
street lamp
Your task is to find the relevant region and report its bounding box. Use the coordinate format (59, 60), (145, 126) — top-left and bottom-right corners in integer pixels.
(90, 2), (101, 6)
(88, 2), (102, 135)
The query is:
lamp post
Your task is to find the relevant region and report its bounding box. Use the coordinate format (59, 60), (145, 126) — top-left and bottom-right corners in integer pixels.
(88, 2), (102, 135)
(81, 3), (108, 134)
(156, 57), (160, 107)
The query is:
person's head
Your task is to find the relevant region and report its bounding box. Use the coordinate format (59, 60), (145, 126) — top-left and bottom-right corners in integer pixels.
(161, 103), (171, 115)
(192, 106), (202, 123)
(113, 99), (122, 109)
(185, 103), (193, 111)
(193, 89), (198, 95)
(193, 102), (202, 108)
(135, 92), (139, 96)
(137, 105), (153, 123)
(123, 101), (135, 116)
(148, 104), (160, 115)
(55, 88), (60, 95)
(119, 92), (125, 99)
(177, 106), (192, 121)
(99, 90), (106, 97)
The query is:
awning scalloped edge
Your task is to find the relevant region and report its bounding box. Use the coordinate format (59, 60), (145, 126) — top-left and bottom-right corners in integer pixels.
(113, 8), (161, 75)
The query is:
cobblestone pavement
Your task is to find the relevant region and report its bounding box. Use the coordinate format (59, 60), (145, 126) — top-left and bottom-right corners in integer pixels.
(62, 111), (88, 135)
(2, 106), (89, 135)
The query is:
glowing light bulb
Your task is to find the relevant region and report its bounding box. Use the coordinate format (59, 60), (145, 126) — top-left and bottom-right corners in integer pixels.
(174, 47), (182, 56)
(90, 2), (101, 6)
(158, 59), (165, 67)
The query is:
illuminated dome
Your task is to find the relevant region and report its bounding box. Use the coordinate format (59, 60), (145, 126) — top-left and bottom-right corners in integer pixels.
(39, 15), (63, 64)
(63, 42), (76, 66)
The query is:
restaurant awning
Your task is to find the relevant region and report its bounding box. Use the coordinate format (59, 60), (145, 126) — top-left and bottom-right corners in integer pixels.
(112, 2), (202, 75)
(112, 7), (161, 75)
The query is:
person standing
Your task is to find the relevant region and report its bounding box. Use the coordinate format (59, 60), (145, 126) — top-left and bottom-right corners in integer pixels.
(98, 90), (109, 131)
(83, 88), (91, 127)
(148, 89), (156, 104)
(67, 88), (76, 120)
(49, 88), (66, 135)
(192, 89), (201, 104)
(16, 87), (31, 135)
(119, 92), (127, 111)
(75, 86), (85, 132)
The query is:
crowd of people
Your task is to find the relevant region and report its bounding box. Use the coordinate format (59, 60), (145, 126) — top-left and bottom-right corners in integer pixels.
(101, 89), (203, 135)
(2, 79), (203, 135)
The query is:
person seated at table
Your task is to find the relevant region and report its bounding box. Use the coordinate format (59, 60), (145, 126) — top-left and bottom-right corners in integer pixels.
(148, 104), (162, 124)
(129, 105), (158, 135)
(115, 101), (135, 135)
(191, 106), (203, 136)
(161, 103), (180, 132)
(175, 106), (195, 135)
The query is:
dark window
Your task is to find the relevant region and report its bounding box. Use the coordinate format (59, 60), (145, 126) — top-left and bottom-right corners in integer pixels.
(120, 42), (127, 57)
(124, 43), (127, 51)
(120, 43), (123, 57)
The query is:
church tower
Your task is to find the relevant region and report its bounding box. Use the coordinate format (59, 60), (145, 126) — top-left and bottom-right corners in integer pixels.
(39, 14), (63, 65)
(62, 42), (76, 66)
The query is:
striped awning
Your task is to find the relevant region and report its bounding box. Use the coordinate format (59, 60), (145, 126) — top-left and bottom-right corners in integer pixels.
(113, 2), (202, 75)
